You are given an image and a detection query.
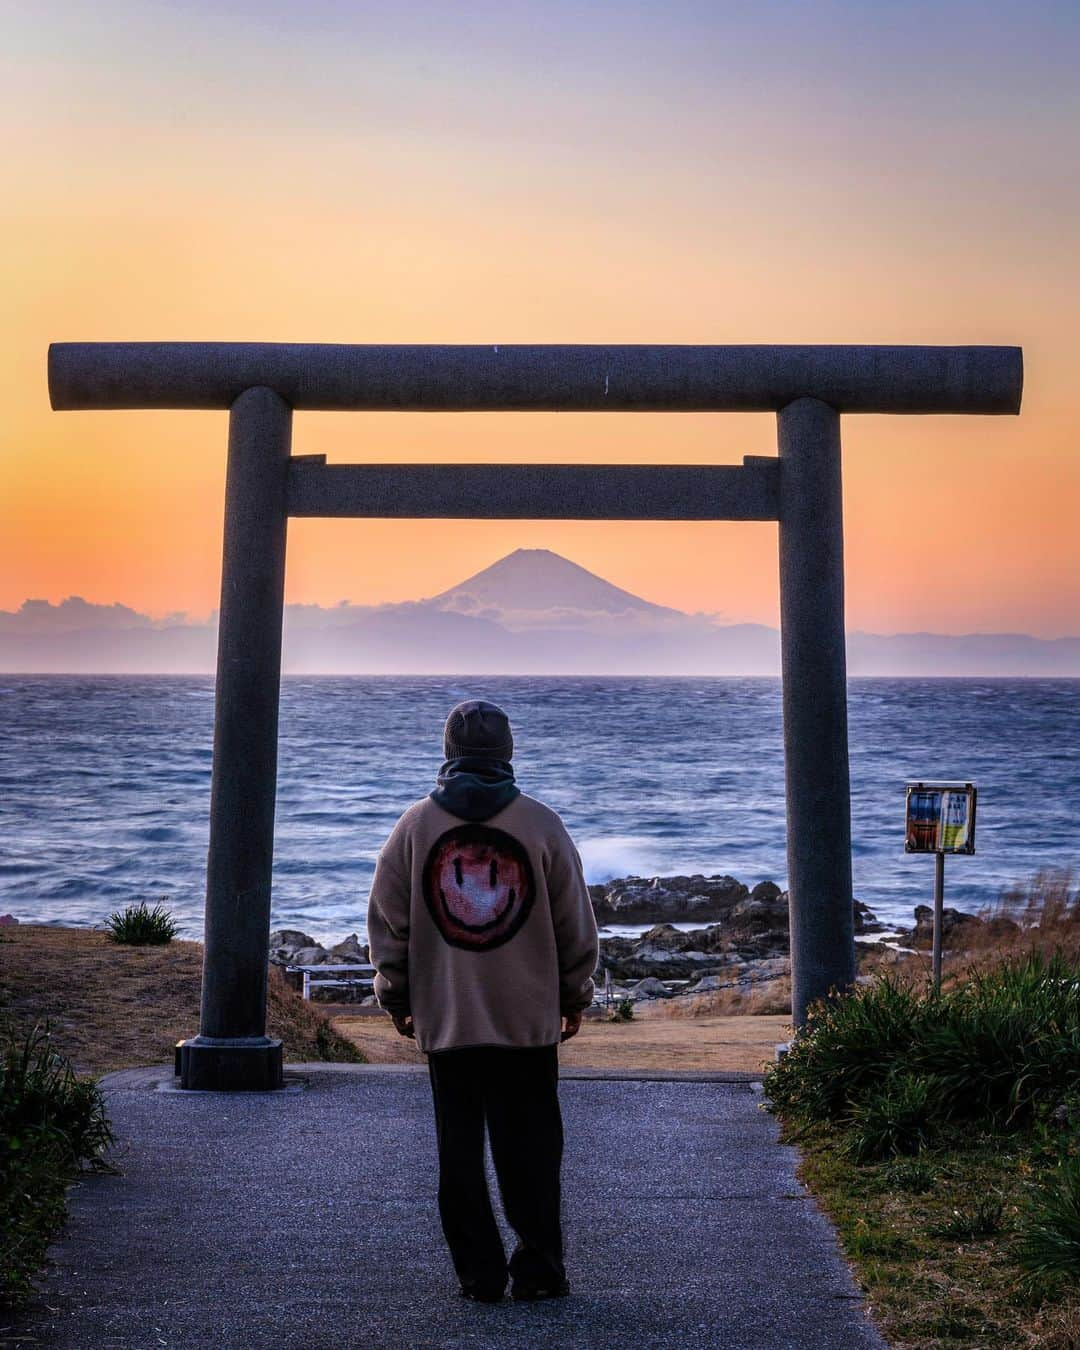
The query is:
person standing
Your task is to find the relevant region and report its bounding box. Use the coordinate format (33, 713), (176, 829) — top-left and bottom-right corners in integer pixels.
(367, 698), (599, 1304)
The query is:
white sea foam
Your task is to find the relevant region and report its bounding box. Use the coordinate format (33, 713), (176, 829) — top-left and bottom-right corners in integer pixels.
(577, 836), (670, 885)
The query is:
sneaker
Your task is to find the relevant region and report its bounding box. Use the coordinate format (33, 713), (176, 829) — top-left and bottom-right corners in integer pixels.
(510, 1280), (570, 1302)
(459, 1284), (506, 1304)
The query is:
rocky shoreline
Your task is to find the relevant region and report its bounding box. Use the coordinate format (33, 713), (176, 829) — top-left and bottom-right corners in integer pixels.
(269, 871), (1010, 1010)
(589, 874), (890, 1007)
(270, 871), (923, 1010)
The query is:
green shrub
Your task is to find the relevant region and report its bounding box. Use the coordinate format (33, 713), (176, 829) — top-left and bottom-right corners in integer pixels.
(0, 1024), (113, 1307)
(104, 899), (178, 945)
(845, 1073), (937, 1162)
(607, 998), (635, 1023)
(765, 977), (932, 1124)
(926, 956), (1080, 1126)
(1017, 1155), (1080, 1281)
(765, 950), (1080, 1138)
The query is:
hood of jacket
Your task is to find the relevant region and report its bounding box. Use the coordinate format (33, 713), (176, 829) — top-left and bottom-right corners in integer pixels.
(429, 756), (520, 822)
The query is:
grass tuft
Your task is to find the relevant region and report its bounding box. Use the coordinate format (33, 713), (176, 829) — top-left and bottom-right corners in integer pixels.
(880, 1157), (937, 1193)
(929, 1193), (1007, 1241)
(104, 900), (179, 946)
(844, 1072), (938, 1162)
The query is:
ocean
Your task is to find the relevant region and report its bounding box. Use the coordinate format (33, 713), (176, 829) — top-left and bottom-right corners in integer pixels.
(1, 676), (1076, 943)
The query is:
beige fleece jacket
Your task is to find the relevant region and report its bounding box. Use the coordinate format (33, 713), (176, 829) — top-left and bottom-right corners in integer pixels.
(366, 792), (599, 1053)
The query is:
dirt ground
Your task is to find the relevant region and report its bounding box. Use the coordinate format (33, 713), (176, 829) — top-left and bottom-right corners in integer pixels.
(0, 924), (206, 1075)
(0, 925), (358, 1074)
(0, 925), (787, 1077)
(331, 1004), (790, 1074)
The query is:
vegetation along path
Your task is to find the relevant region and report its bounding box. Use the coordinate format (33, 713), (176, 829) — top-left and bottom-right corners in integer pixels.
(22, 1064), (883, 1348)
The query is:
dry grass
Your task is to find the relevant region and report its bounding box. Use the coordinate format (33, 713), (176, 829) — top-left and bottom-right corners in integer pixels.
(961, 868), (1080, 964)
(0, 925), (361, 1076)
(796, 1129), (1080, 1349)
(331, 1003), (790, 1073)
(652, 939), (922, 1020)
(656, 977), (793, 1018)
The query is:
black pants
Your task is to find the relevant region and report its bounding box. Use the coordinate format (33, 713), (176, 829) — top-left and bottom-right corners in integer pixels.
(427, 1044), (565, 1295)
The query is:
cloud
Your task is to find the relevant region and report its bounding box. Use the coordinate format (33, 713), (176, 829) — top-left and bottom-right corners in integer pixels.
(0, 597), (160, 635)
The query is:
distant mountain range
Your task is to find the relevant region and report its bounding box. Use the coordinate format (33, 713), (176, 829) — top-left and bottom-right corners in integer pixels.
(2, 549), (1078, 675)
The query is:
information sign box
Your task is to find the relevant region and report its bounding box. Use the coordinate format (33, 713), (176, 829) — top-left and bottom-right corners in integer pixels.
(905, 782), (976, 855)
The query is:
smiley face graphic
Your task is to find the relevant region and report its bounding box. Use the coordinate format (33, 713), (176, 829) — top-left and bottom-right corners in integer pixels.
(422, 824), (535, 951)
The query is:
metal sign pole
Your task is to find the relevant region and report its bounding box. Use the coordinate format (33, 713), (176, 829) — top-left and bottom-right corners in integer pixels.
(906, 781), (976, 996)
(932, 850), (945, 992)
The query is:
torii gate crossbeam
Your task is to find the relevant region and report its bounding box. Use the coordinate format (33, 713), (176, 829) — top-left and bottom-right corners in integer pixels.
(49, 343), (1022, 1090)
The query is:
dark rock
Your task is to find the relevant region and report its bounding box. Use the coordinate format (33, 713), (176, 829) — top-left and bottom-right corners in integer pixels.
(268, 928), (316, 953)
(907, 905), (990, 949)
(328, 934), (369, 963)
(628, 977), (673, 1001)
(591, 874), (874, 980)
(853, 900), (885, 935)
(288, 945), (331, 966)
(590, 874), (749, 924)
(590, 872), (883, 941)
(729, 890), (788, 934)
(598, 922), (752, 981)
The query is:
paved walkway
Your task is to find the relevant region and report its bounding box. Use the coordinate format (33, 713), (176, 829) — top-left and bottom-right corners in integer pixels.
(23, 1065), (883, 1349)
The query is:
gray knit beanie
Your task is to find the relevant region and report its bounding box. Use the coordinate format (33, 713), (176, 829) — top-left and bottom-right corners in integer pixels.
(443, 699), (514, 762)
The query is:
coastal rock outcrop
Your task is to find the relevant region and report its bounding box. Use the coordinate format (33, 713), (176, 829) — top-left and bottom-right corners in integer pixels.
(266, 874), (887, 1006)
(269, 929), (372, 1001)
(589, 874), (748, 925)
(269, 929), (371, 967)
(597, 923), (741, 981)
(593, 877), (884, 997)
(589, 873), (884, 935)
(627, 976), (674, 1000)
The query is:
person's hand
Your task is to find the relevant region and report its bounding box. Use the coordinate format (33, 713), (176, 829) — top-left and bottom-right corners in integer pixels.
(392, 1013), (415, 1039)
(560, 1010), (583, 1042)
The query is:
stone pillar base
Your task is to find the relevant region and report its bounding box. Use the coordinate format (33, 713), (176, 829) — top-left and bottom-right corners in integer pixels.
(176, 1036), (283, 1091)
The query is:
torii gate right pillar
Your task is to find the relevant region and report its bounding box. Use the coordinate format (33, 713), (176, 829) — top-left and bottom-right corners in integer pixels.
(778, 398), (854, 1022)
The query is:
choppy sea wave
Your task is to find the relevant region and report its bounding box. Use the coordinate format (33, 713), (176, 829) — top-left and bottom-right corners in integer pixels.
(1, 676), (1077, 943)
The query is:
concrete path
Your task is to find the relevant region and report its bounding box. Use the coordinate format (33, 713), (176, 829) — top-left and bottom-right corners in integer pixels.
(23, 1065), (883, 1349)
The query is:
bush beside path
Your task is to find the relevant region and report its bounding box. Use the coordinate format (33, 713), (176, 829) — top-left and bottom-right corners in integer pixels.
(765, 945), (1080, 1347)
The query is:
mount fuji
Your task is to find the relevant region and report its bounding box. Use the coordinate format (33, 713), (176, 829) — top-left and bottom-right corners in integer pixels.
(428, 548), (691, 633)
(279, 548), (778, 674)
(1, 549), (1078, 674)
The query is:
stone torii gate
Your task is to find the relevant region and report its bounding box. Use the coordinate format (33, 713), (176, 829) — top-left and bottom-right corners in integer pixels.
(49, 342), (1022, 1090)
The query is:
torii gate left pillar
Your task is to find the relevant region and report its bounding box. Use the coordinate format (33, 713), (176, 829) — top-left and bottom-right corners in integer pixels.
(48, 342), (1022, 1090)
(191, 387), (292, 1087)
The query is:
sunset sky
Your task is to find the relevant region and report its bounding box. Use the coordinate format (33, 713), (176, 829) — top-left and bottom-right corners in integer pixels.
(3, 0), (1078, 636)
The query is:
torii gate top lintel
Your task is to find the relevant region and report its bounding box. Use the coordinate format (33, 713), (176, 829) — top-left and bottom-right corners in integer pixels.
(49, 342), (1022, 415)
(46, 339), (1022, 1091)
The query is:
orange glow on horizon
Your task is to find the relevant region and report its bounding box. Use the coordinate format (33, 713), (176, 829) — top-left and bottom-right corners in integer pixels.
(3, 3), (1078, 639)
